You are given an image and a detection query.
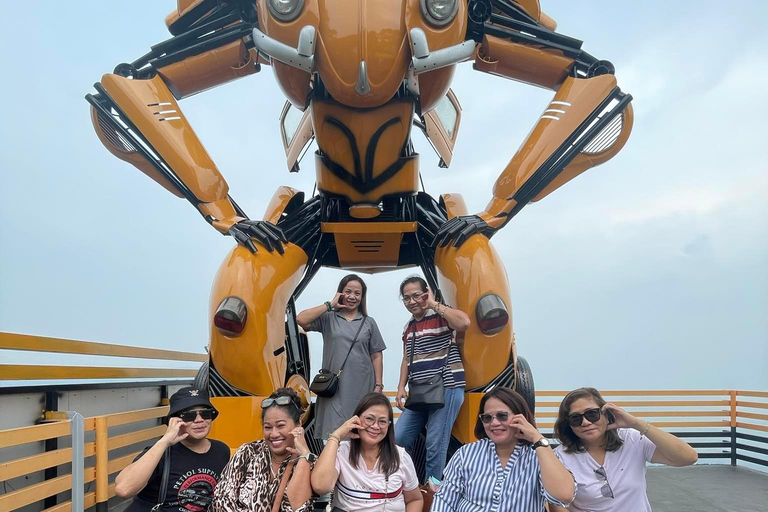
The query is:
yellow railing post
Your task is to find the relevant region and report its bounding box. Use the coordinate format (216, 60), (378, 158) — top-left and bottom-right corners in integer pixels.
(95, 416), (110, 511)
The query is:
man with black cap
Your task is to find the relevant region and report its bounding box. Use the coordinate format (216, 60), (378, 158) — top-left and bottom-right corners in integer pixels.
(115, 387), (231, 511)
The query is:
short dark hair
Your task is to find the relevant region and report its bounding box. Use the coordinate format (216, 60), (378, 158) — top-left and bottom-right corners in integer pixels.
(554, 387), (623, 453)
(348, 393), (400, 477)
(338, 274), (368, 316)
(474, 387), (535, 444)
(399, 275), (427, 297)
(261, 387), (302, 424)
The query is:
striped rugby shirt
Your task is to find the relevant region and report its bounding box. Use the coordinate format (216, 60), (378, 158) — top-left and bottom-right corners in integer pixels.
(403, 309), (465, 389)
(432, 439), (576, 512)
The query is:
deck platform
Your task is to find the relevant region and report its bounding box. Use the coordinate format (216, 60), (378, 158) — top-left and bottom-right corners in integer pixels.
(647, 465), (767, 512)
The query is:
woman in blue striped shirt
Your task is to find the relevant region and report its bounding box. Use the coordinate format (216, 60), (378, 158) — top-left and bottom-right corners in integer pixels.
(431, 387), (576, 512)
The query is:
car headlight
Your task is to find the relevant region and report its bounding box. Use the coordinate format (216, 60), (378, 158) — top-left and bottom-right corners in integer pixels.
(267, 0), (304, 22)
(422, 0), (458, 25)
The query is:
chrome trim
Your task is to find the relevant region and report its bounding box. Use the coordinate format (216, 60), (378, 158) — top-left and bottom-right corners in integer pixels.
(252, 26), (315, 72)
(267, 0), (304, 23)
(410, 28), (476, 75)
(420, 0), (459, 27)
(355, 61), (371, 96)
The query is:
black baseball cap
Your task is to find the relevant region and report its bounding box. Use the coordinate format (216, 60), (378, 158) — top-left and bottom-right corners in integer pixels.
(168, 387), (219, 420)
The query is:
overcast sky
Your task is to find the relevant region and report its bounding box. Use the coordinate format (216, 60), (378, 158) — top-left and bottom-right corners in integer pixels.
(1, 1), (766, 392)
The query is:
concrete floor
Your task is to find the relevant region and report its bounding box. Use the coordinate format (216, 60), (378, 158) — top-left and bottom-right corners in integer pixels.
(647, 465), (768, 512)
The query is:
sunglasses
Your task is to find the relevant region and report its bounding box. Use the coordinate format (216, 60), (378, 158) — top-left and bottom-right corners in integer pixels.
(594, 466), (615, 499)
(178, 408), (214, 422)
(567, 407), (602, 427)
(479, 411), (510, 424)
(361, 415), (391, 429)
(261, 396), (296, 409)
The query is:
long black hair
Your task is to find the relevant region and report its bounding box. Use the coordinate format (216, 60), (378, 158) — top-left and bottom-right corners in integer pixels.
(554, 387), (623, 453)
(337, 274), (368, 316)
(348, 393), (400, 477)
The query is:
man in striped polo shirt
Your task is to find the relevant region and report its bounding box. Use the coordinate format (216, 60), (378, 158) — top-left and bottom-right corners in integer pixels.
(394, 276), (471, 483)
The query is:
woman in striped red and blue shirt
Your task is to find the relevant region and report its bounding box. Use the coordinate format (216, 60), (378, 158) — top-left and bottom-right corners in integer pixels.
(394, 275), (471, 483)
(432, 387), (576, 512)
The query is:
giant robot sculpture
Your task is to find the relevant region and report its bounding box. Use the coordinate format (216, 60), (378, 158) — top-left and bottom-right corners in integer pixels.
(86, 0), (632, 448)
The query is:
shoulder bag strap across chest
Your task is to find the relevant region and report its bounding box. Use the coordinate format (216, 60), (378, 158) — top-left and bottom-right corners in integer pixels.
(332, 316), (367, 376)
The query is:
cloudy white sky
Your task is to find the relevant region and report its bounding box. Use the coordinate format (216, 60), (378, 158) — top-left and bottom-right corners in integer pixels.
(1, 1), (766, 392)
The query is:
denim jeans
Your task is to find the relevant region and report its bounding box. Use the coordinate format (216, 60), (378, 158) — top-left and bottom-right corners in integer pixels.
(395, 386), (464, 482)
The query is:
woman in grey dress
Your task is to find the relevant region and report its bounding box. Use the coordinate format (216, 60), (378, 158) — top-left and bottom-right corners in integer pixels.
(297, 274), (386, 440)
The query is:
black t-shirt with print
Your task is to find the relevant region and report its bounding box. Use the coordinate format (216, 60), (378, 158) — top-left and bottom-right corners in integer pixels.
(125, 439), (230, 512)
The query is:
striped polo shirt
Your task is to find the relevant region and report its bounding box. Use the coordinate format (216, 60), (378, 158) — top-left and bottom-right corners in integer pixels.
(431, 439), (576, 512)
(403, 309), (465, 389)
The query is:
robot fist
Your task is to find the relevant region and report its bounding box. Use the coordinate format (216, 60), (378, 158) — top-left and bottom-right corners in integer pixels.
(228, 220), (287, 254)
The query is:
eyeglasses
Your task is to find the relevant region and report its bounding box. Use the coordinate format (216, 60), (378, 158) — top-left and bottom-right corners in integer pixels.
(261, 396), (295, 409)
(594, 466), (615, 499)
(479, 411), (510, 424)
(178, 408), (214, 422)
(401, 293), (426, 304)
(362, 415), (391, 429)
(567, 407), (602, 427)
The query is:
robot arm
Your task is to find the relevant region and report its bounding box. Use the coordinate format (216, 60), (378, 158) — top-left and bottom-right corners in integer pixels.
(434, 0), (633, 247)
(86, 1), (285, 253)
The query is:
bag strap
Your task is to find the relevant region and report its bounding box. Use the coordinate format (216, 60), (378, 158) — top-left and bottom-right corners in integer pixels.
(334, 317), (367, 376)
(151, 447), (171, 511)
(271, 460), (296, 512)
(407, 316), (448, 382)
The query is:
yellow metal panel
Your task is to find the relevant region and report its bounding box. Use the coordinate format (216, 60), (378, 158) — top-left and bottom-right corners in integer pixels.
(736, 401), (768, 410)
(321, 222), (417, 234)
(0, 474), (71, 511)
(0, 365), (198, 381)
(0, 448), (72, 482)
(736, 421), (768, 433)
(208, 397), (266, 450)
(108, 451), (142, 475)
(451, 392), (484, 445)
(737, 391), (768, 398)
(107, 425), (166, 451)
(0, 331), (207, 361)
(106, 406), (169, 428)
(0, 421), (71, 449)
(95, 417), (109, 503)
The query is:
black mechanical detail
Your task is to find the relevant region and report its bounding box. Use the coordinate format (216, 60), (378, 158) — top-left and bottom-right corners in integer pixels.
(587, 60), (616, 78)
(278, 196), (322, 252)
(514, 356), (536, 414)
(433, 215), (493, 248)
(467, 0), (493, 31)
(113, 62), (138, 78)
(229, 219), (287, 254)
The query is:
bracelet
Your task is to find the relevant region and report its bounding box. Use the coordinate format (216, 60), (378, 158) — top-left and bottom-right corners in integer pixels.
(324, 301), (332, 312)
(374, 383), (383, 389)
(642, 421), (651, 436)
(327, 433), (341, 444)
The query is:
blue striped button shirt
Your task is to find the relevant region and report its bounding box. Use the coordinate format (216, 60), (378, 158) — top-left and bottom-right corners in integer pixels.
(431, 439), (575, 512)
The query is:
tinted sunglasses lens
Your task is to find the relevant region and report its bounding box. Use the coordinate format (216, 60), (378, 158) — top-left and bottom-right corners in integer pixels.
(479, 413), (493, 424)
(497, 411), (509, 422)
(584, 409), (602, 423)
(261, 396), (293, 409)
(180, 409), (212, 422)
(567, 414), (584, 427)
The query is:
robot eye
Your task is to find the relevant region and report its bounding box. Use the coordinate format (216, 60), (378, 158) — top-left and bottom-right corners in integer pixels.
(267, 0), (304, 22)
(421, 0), (458, 26)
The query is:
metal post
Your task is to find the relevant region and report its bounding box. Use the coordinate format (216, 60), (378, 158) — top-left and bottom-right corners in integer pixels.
(95, 416), (110, 512)
(729, 390), (737, 466)
(68, 411), (85, 512)
(44, 390), (59, 508)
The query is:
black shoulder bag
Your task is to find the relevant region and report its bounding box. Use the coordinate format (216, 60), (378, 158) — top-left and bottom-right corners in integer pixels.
(404, 324), (445, 412)
(310, 317), (367, 397)
(150, 447), (171, 511)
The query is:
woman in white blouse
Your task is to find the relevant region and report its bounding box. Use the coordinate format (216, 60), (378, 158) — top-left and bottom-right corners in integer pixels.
(431, 387), (575, 512)
(551, 387), (697, 512)
(311, 393), (423, 512)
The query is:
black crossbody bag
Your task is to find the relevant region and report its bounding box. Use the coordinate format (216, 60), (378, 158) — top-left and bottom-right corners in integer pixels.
(310, 317), (367, 397)
(404, 325), (445, 412)
(150, 447), (171, 511)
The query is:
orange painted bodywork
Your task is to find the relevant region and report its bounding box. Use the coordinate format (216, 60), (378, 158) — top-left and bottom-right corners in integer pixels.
(209, 396), (266, 449)
(475, 35), (573, 91)
(452, 392), (484, 444)
(323, 222), (417, 269)
(312, 99), (419, 203)
(434, 234), (514, 390)
(262, 186), (303, 224)
(209, 243), (307, 396)
(157, 39), (259, 99)
(99, 74), (229, 204)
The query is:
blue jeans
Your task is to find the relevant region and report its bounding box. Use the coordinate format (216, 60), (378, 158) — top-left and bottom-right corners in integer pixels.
(395, 386), (464, 482)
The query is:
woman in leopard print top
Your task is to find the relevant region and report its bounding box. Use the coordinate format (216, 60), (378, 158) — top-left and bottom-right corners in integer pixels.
(211, 389), (315, 512)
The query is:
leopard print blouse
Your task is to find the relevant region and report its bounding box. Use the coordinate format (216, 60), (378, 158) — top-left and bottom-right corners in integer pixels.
(210, 440), (314, 512)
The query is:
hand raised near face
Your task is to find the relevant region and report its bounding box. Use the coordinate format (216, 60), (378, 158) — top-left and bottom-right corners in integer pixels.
(508, 414), (542, 444)
(286, 427), (311, 458)
(330, 292), (344, 310)
(602, 402), (642, 431)
(333, 415), (364, 439)
(160, 417), (189, 447)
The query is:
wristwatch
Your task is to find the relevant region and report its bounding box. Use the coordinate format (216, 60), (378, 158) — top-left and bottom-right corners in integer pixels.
(532, 437), (551, 450)
(297, 453), (317, 463)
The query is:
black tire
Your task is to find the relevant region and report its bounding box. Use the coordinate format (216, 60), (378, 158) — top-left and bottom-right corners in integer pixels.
(514, 356), (535, 415)
(193, 361), (209, 390)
